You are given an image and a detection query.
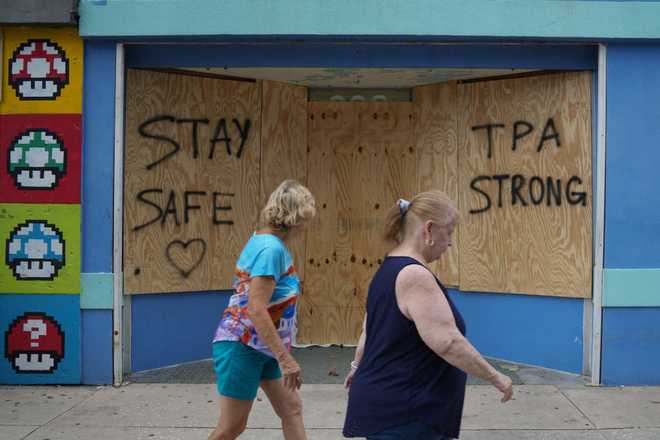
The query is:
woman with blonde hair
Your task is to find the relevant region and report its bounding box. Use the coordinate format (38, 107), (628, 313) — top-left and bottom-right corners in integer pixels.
(209, 179), (316, 440)
(343, 190), (513, 440)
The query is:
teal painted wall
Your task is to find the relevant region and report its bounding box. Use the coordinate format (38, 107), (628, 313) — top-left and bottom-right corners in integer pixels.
(80, 273), (113, 309)
(80, 0), (660, 39)
(603, 269), (660, 307)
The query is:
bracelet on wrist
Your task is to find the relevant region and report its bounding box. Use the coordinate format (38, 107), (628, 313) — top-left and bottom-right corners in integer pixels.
(350, 360), (360, 370)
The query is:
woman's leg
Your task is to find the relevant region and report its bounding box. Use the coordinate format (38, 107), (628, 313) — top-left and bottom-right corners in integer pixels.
(260, 378), (307, 440)
(208, 395), (254, 440)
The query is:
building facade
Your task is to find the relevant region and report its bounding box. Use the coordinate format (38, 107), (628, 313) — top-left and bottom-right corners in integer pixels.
(1, 0), (659, 386)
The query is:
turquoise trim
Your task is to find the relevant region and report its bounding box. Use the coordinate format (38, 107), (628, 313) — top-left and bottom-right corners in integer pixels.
(80, 0), (660, 39)
(603, 269), (660, 307)
(80, 272), (113, 309)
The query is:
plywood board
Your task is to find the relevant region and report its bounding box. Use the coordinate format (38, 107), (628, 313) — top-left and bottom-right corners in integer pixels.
(413, 82), (460, 286)
(300, 102), (417, 344)
(123, 69), (261, 294)
(297, 302), (365, 345)
(458, 72), (592, 298)
(354, 102), (417, 305)
(260, 80), (309, 281)
(299, 102), (359, 345)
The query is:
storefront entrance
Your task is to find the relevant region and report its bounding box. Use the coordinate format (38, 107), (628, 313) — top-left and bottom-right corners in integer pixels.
(121, 65), (592, 348)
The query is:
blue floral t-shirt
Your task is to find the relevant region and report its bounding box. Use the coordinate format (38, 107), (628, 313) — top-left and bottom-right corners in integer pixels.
(213, 233), (300, 358)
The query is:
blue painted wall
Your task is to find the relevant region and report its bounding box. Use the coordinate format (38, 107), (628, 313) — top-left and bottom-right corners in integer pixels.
(605, 44), (660, 269)
(601, 308), (660, 385)
(129, 289), (584, 373)
(600, 43), (660, 384)
(449, 290), (584, 374)
(81, 310), (112, 384)
(125, 43), (596, 70)
(131, 292), (231, 371)
(77, 40), (116, 385)
(82, 40), (115, 274)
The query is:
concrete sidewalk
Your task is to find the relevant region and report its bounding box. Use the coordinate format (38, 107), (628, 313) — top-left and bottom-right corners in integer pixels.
(2, 383), (660, 440)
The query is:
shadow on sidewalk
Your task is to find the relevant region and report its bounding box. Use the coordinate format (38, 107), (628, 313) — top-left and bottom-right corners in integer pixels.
(126, 346), (588, 388)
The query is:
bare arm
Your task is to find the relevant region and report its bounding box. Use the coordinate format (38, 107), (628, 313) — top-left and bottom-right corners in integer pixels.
(247, 276), (301, 390)
(396, 265), (513, 402)
(353, 315), (367, 364)
(344, 315), (367, 388)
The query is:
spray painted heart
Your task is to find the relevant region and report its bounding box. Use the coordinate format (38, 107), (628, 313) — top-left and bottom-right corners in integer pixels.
(165, 239), (207, 278)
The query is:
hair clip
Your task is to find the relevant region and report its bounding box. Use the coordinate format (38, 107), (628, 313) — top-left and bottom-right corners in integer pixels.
(398, 199), (411, 216)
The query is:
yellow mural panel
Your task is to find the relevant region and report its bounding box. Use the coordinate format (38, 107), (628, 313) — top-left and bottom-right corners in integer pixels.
(0, 27), (82, 114)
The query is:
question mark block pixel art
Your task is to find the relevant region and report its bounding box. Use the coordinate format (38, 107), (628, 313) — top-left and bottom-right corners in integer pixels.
(0, 27), (83, 114)
(5, 312), (64, 373)
(0, 203), (80, 294)
(0, 294), (80, 383)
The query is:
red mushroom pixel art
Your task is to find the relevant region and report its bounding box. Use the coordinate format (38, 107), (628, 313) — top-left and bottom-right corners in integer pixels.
(8, 39), (70, 100)
(4, 312), (64, 373)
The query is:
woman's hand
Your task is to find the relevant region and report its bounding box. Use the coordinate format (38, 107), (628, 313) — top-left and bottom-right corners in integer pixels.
(492, 372), (514, 403)
(279, 353), (303, 391)
(247, 276), (302, 391)
(344, 360), (359, 389)
(343, 368), (356, 389)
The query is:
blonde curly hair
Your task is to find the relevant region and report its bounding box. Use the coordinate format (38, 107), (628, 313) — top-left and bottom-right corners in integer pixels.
(260, 180), (316, 231)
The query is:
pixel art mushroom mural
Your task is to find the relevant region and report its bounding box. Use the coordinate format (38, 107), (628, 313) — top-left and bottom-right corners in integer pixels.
(4, 312), (65, 373)
(8, 39), (70, 101)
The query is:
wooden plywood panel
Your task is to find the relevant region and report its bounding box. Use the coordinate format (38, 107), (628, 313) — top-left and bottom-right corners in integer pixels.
(297, 302), (365, 345)
(123, 69), (261, 294)
(299, 103), (358, 345)
(354, 102), (417, 305)
(300, 102), (417, 344)
(260, 80), (308, 281)
(413, 82), (460, 287)
(458, 72), (592, 298)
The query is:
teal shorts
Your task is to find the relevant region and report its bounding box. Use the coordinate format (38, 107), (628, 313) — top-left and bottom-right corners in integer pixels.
(212, 341), (282, 400)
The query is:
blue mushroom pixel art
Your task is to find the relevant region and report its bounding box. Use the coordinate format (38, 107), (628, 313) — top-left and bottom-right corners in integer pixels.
(5, 220), (65, 280)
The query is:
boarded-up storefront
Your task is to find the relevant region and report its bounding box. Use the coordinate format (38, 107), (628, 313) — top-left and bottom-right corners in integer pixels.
(123, 69), (592, 345)
(459, 73), (592, 297)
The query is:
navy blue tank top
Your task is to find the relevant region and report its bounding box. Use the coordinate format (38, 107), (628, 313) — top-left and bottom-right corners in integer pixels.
(343, 256), (467, 439)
